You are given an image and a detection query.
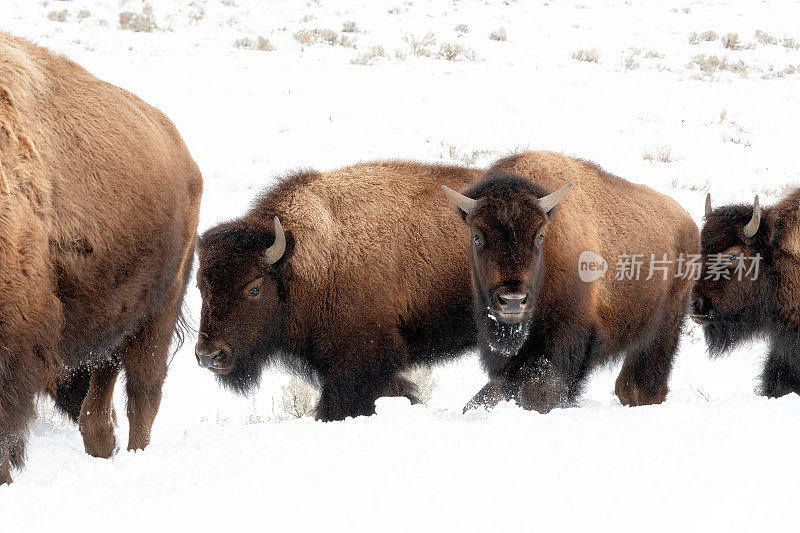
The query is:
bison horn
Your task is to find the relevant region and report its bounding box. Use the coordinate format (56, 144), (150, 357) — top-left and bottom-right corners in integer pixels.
(264, 216), (286, 264)
(705, 193), (712, 218)
(538, 183), (572, 213)
(742, 195), (760, 238)
(441, 185), (478, 215)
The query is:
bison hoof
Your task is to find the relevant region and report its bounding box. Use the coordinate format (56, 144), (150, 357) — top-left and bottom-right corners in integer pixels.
(80, 425), (117, 459)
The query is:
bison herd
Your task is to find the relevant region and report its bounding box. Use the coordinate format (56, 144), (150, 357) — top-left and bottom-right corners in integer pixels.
(1, 33), (797, 484)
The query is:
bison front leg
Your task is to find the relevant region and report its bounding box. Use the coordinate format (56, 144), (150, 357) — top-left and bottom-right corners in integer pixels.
(0, 377), (36, 485)
(760, 331), (800, 398)
(78, 361), (120, 458)
(463, 379), (516, 413)
(315, 327), (408, 421)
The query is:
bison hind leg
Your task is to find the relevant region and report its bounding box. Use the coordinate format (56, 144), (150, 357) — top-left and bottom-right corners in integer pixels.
(615, 304), (686, 407)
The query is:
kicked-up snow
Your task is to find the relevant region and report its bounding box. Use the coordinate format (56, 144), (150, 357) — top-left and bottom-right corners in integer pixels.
(2, 0), (800, 531)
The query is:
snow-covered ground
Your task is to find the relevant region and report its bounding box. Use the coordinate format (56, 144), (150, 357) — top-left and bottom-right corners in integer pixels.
(3, 0), (800, 530)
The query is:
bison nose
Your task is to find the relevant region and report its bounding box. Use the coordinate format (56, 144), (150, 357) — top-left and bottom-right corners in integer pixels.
(195, 345), (226, 369)
(494, 291), (530, 315)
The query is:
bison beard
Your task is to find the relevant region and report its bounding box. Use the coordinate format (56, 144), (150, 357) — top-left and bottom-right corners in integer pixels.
(477, 298), (533, 357)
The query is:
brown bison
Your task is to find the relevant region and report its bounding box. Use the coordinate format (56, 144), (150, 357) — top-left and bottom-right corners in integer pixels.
(693, 191), (800, 397)
(442, 151), (699, 413)
(0, 34), (202, 484)
(195, 161), (482, 420)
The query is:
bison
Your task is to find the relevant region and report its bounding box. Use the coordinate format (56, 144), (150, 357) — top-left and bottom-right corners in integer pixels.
(195, 161), (482, 421)
(693, 191), (800, 397)
(0, 34), (202, 483)
(442, 151), (699, 413)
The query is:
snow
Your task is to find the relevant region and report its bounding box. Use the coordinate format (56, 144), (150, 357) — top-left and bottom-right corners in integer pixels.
(2, 0), (800, 530)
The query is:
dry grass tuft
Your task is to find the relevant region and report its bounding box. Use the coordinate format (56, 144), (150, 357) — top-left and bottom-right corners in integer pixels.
(721, 33), (743, 50)
(351, 46), (386, 65)
(489, 27), (507, 41)
(234, 36), (275, 51)
(689, 30), (718, 44)
(436, 42), (477, 61)
(755, 30), (777, 45)
(572, 48), (599, 63)
(688, 54), (749, 77)
(119, 5), (157, 32)
(48, 10), (69, 22)
(277, 377), (318, 420)
(643, 147), (674, 163)
(405, 32), (436, 57)
(294, 28), (338, 46)
(454, 24), (469, 33)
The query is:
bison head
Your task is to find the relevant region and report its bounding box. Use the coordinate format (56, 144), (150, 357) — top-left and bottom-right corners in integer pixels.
(692, 194), (771, 354)
(443, 174), (570, 356)
(195, 216), (293, 393)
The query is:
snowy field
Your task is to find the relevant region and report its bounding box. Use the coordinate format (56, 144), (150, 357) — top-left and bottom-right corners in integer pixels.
(3, 0), (800, 530)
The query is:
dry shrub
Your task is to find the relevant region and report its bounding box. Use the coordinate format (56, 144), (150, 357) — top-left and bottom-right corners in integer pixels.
(688, 54), (749, 77)
(405, 32), (436, 57)
(454, 24), (469, 33)
(294, 28), (338, 45)
(489, 27), (507, 41)
(721, 33), (742, 50)
(436, 42), (477, 61)
(351, 46), (385, 65)
(277, 377), (318, 420)
(643, 147), (674, 163)
(342, 21), (358, 33)
(755, 30), (777, 45)
(235, 36), (275, 51)
(689, 30), (718, 44)
(119, 5), (157, 32)
(572, 48), (599, 63)
(48, 10), (68, 22)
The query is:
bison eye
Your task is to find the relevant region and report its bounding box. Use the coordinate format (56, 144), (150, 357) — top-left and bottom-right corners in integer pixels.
(473, 235), (483, 246)
(535, 235), (545, 246)
(248, 286), (260, 297)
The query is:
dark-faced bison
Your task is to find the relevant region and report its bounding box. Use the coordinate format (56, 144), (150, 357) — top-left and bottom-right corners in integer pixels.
(0, 34), (202, 483)
(195, 161), (482, 421)
(693, 191), (800, 397)
(443, 151), (699, 413)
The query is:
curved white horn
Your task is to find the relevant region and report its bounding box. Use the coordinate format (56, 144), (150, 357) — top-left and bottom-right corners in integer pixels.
(742, 195), (760, 238)
(264, 216), (286, 264)
(538, 183), (572, 213)
(441, 185), (478, 215)
(705, 193), (712, 218)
